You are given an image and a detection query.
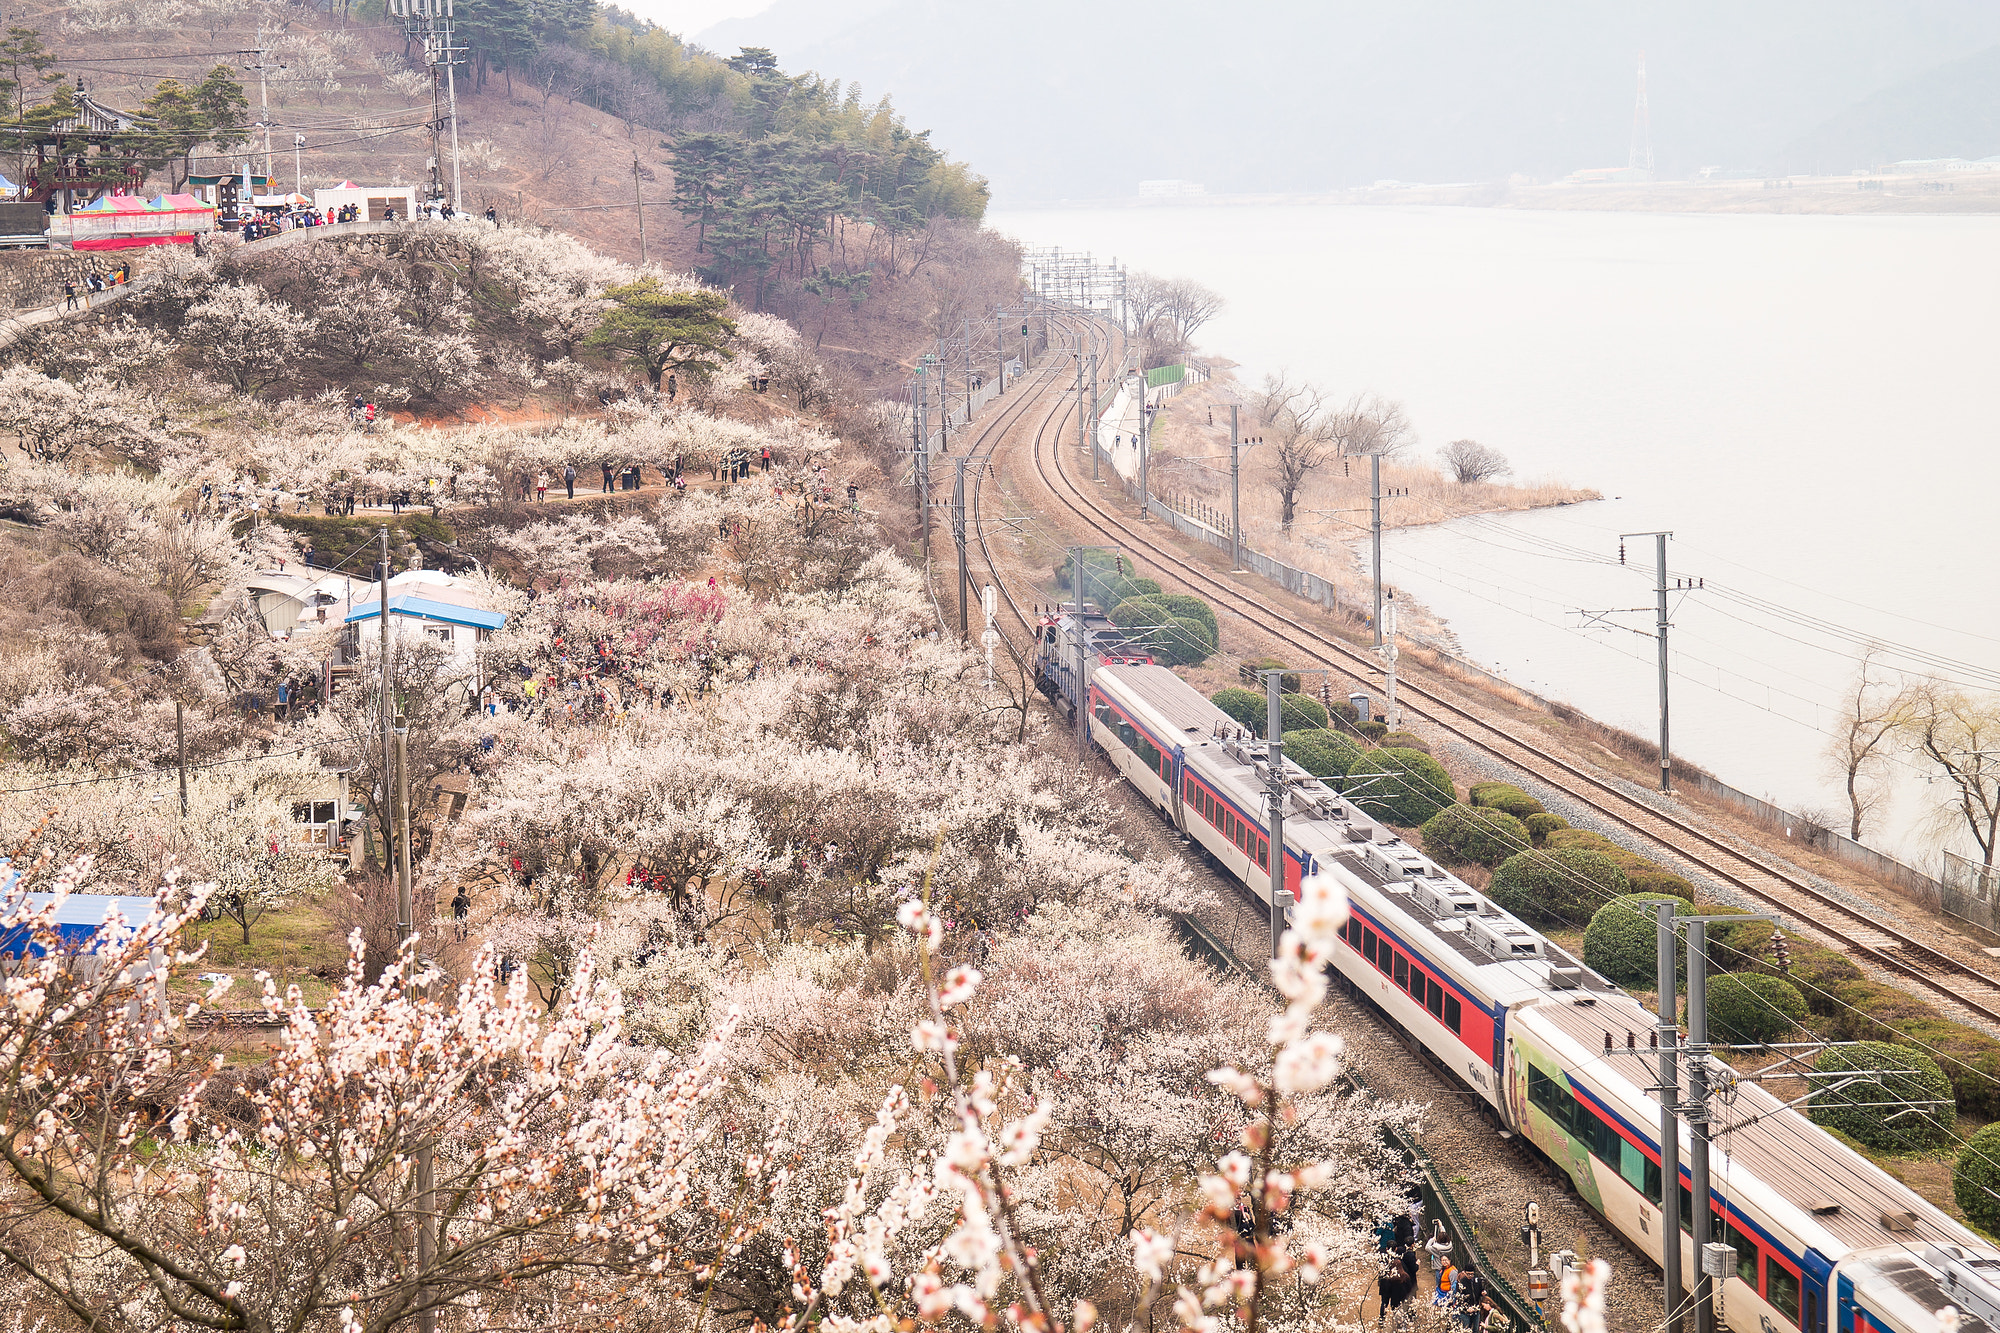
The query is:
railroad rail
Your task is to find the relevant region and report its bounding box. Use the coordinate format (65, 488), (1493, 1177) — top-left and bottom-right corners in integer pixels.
(964, 314), (2000, 1034)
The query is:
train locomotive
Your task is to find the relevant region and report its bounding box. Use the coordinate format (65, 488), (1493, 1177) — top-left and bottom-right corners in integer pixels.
(1034, 606), (2000, 1333)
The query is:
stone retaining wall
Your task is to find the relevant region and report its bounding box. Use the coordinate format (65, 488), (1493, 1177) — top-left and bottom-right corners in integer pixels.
(0, 249), (138, 312)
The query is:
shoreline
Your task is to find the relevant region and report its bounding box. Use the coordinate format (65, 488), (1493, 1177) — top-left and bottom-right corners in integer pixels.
(999, 175), (2000, 217)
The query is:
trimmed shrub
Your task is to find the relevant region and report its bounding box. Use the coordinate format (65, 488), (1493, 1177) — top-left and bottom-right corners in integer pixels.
(1469, 782), (1545, 820)
(1706, 973), (1807, 1045)
(1357, 719), (1389, 742)
(1525, 813), (1568, 847)
(1155, 593), (1217, 647)
(1583, 893), (1690, 984)
(1212, 688), (1265, 735)
(1158, 616), (1213, 667)
(1955, 1123), (2000, 1233)
(1380, 729), (1431, 754)
(1809, 1042), (1954, 1151)
(1794, 943), (2000, 1119)
(1280, 692), (1329, 733)
(1545, 828), (1695, 903)
(1421, 804), (1531, 868)
(1108, 594), (1173, 633)
(1349, 748), (1455, 827)
(1286, 729), (1365, 782)
(1241, 658), (1300, 693)
(1700, 905), (1777, 973)
(1489, 849), (1631, 927)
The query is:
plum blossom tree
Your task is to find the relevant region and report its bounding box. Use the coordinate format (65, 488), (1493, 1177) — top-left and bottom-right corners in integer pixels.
(0, 860), (752, 1333)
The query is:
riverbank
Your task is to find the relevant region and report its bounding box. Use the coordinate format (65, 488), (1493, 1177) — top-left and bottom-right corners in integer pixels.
(1133, 370), (1599, 648)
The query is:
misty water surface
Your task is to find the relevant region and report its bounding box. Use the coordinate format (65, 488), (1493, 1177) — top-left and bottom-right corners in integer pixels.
(991, 202), (2000, 864)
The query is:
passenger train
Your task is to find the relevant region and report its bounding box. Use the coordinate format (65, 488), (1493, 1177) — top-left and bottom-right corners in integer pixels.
(1034, 605), (2000, 1333)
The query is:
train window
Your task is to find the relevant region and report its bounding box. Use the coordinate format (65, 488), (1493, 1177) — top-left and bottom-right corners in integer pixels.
(1185, 778), (1196, 803)
(1765, 1258), (1800, 1326)
(1618, 1139), (1649, 1196)
(1425, 976), (1444, 1019)
(1362, 929), (1378, 965)
(1443, 994), (1461, 1032)
(1724, 1221), (1758, 1289)
(1392, 953), (1408, 990)
(1257, 838), (1269, 871)
(1679, 1184), (1693, 1234)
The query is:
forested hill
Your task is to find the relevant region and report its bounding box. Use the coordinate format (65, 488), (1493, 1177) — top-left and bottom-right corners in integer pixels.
(24, 0), (1003, 383)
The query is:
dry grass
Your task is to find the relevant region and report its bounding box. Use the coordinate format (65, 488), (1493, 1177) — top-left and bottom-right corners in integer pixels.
(1142, 376), (1599, 632)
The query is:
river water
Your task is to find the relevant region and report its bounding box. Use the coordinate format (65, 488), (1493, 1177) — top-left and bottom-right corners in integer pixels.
(989, 202), (2000, 864)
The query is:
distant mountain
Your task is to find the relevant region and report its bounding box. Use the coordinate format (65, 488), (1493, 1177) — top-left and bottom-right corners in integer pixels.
(691, 0), (2000, 201)
(1776, 44), (2000, 171)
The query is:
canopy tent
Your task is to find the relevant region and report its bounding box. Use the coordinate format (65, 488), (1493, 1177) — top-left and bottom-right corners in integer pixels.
(52, 190), (215, 250)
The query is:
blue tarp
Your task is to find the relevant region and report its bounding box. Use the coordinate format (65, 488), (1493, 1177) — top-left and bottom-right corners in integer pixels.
(0, 889), (161, 957)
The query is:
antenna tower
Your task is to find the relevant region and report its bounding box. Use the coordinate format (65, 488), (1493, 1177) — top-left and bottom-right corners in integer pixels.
(1629, 53), (1653, 175)
(389, 0), (464, 212)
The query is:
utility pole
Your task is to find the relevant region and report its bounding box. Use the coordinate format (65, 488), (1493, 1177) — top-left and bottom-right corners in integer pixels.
(253, 21), (273, 182)
(175, 700), (188, 817)
(1074, 350), (1086, 458)
(1687, 918), (1715, 1333)
(1656, 901), (1684, 1333)
(1088, 350), (1101, 482)
(1621, 530), (1675, 792)
(1264, 670), (1287, 960)
(912, 370), (930, 559)
(377, 528), (392, 873)
(980, 584), (997, 690)
(293, 132), (305, 194)
(996, 312), (1005, 393)
(1371, 452), (1384, 645)
(392, 708), (436, 1333)
(1230, 404), (1243, 571)
(964, 317), (974, 421)
(442, 0), (462, 213)
(1381, 591), (1400, 729)
(632, 153), (647, 263)
(953, 457), (969, 640)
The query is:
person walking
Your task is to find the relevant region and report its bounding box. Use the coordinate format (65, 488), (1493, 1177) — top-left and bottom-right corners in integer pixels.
(760, 445), (771, 473)
(563, 463), (576, 499)
(600, 461), (614, 493)
(364, 402), (378, 428)
(535, 471), (549, 502)
(61, 279), (77, 310)
(485, 205), (497, 225)
(451, 887), (470, 940)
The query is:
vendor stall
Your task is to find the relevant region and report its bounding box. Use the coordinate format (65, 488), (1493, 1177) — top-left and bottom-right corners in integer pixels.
(46, 192), (216, 250)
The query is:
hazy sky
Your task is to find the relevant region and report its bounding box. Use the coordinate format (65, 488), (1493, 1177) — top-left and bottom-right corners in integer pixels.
(615, 1), (2000, 201)
(621, 0), (768, 39)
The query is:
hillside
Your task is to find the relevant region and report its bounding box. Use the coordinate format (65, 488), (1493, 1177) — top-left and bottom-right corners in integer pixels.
(20, 0), (1009, 389)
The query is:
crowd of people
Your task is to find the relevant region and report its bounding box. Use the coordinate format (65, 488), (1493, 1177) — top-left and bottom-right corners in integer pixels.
(1370, 1202), (1509, 1333)
(60, 262), (130, 309)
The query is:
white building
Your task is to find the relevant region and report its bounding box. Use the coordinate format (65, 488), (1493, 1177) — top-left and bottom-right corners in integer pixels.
(299, 569), (507, 698)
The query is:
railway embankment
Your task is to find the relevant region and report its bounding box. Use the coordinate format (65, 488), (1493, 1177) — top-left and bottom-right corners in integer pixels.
(953, 322), (2000, 1240)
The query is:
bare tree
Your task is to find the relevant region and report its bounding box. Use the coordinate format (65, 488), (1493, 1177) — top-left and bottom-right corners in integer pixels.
(1160, 277), (1225, 345)
(1901, 681), (2000, 867)
(1125, 271), (1172, 339)
(1439, 438), (1512, 483)
(1254, 374), (1340, 533)
(1324, 393), (1414, 458)
(1826, 645), (1912, 840)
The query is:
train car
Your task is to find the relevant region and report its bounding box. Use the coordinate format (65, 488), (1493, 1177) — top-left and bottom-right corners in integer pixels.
(1032, 605), (1153, 724)
(1057, 628), (2000, 1333)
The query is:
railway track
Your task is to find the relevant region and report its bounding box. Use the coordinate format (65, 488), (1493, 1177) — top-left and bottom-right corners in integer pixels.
(963, 316), (2000, 1033)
